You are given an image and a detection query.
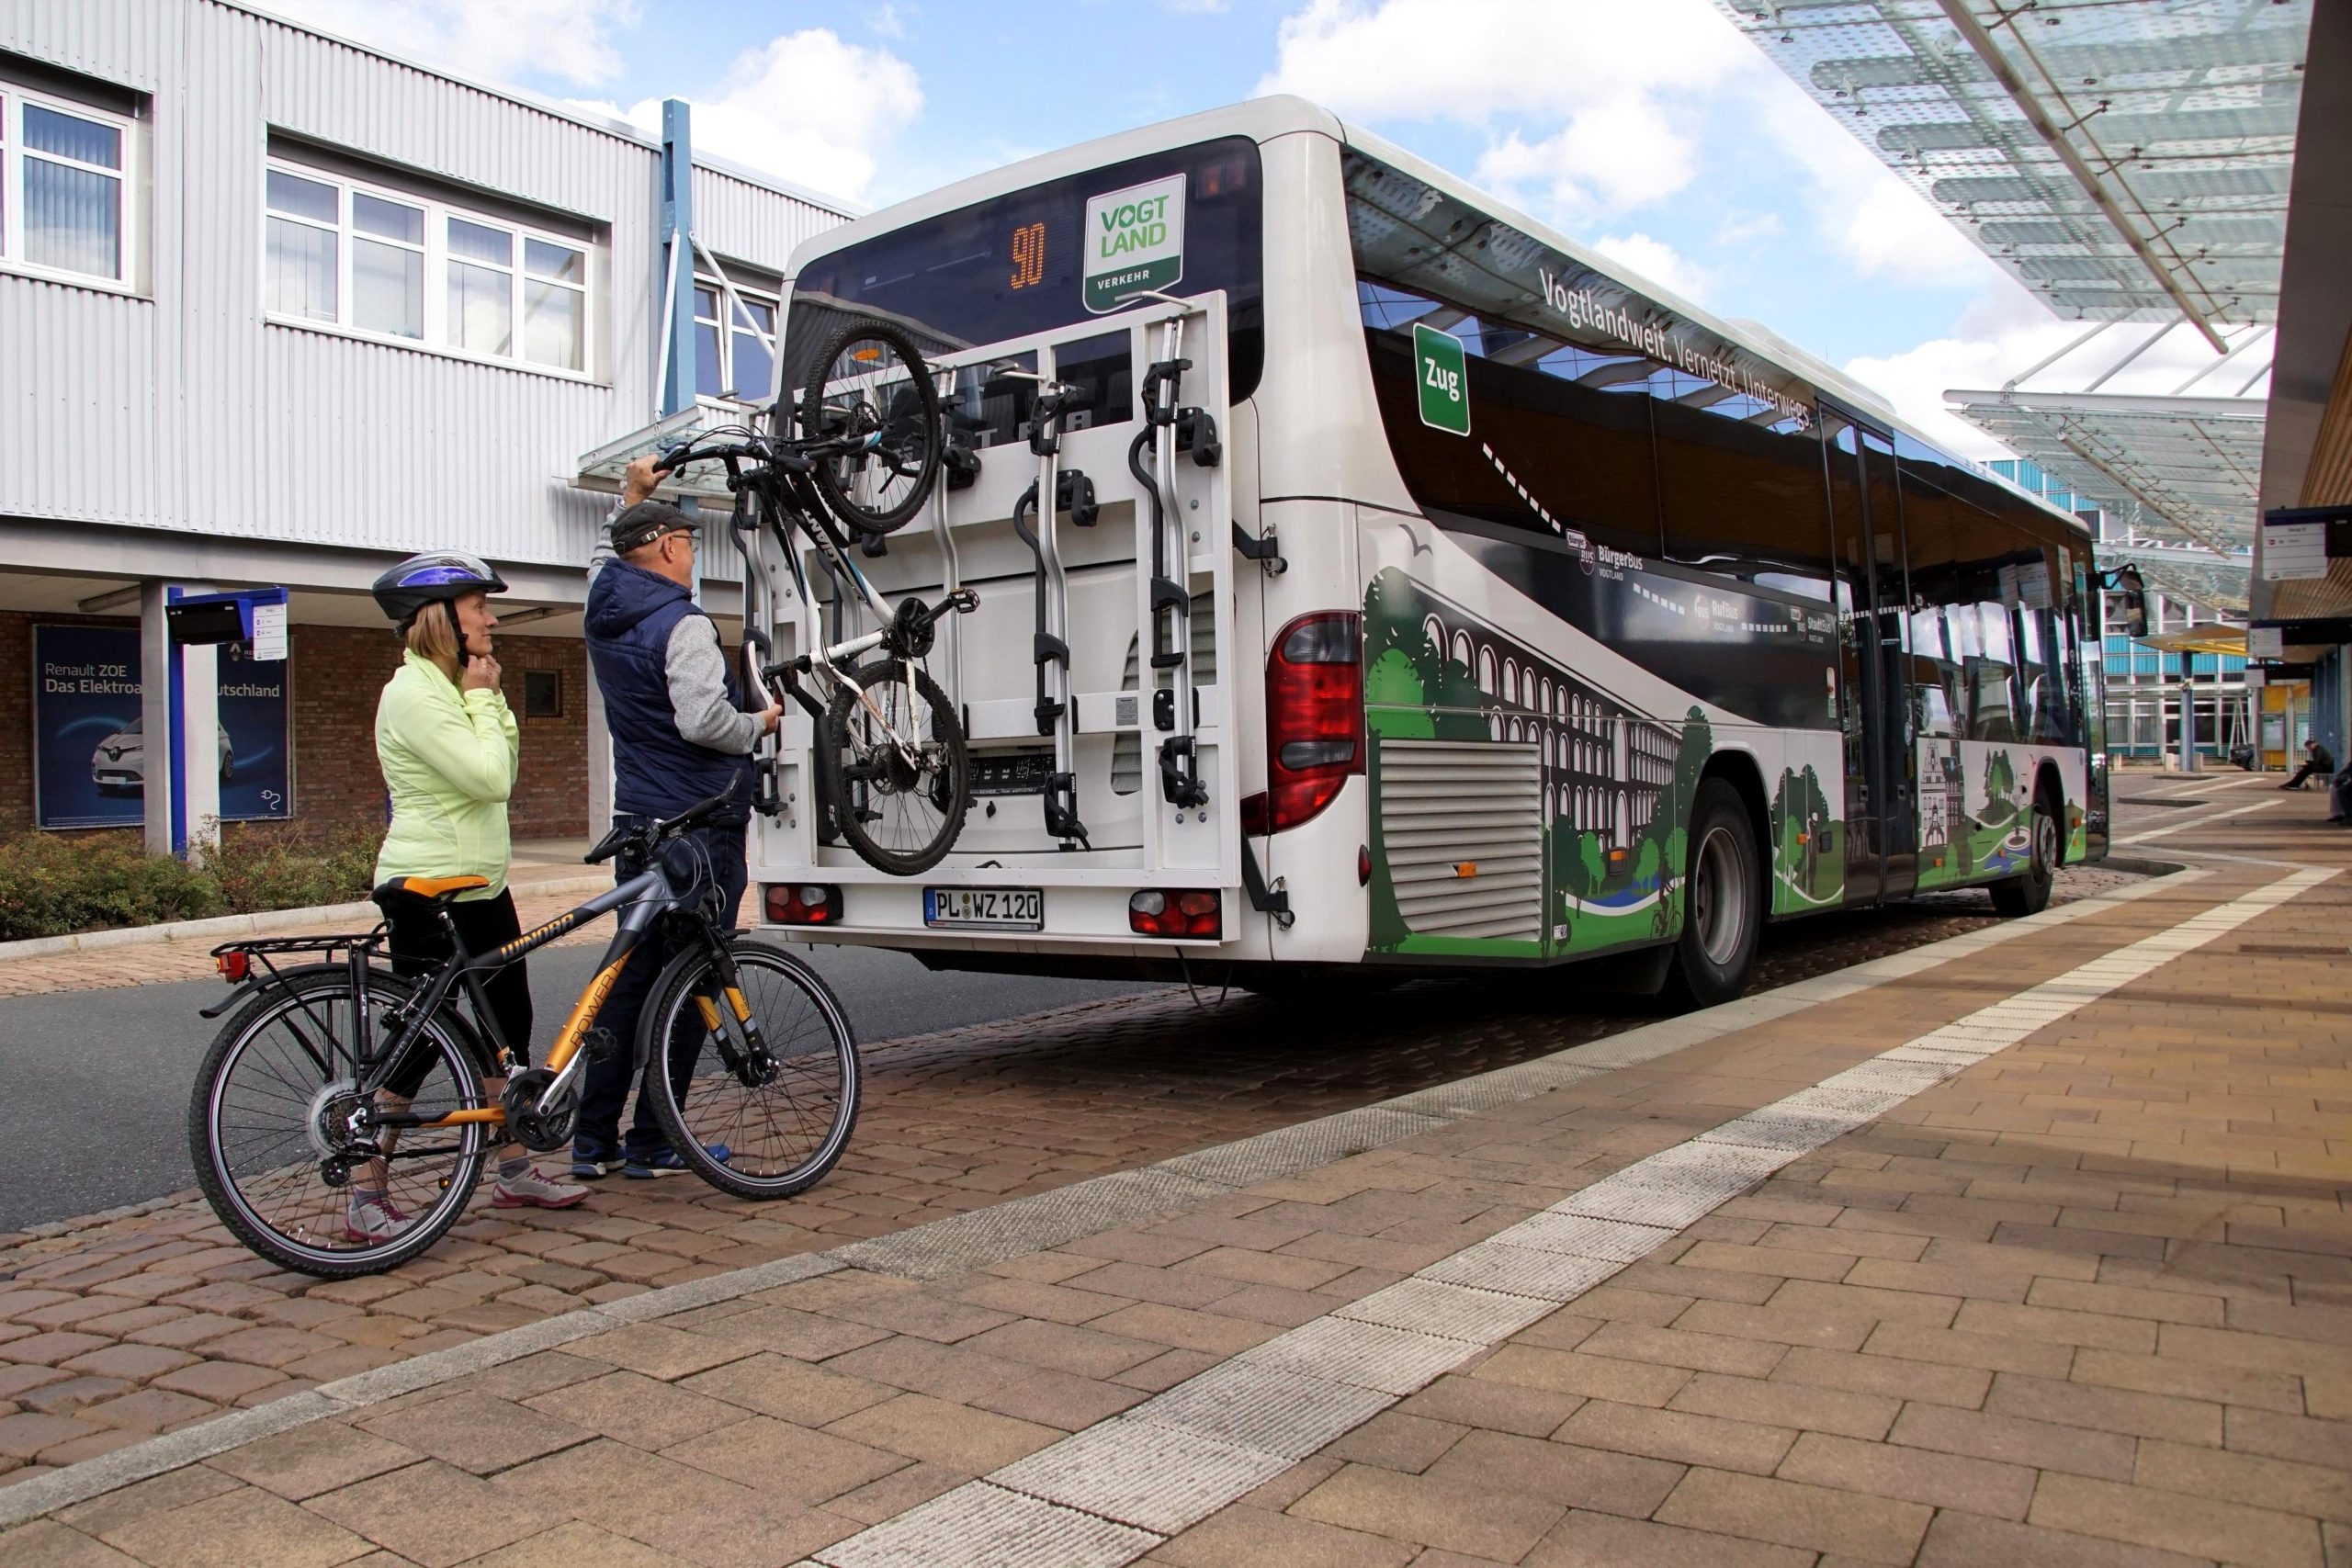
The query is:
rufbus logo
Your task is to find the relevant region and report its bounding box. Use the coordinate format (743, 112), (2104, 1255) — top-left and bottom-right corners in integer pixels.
(1561, 527), (1598, 575)
(1084, 174), (1186, 313)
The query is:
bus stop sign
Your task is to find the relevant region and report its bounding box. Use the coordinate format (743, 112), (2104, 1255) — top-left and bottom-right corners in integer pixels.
(1414, 321), (1469, 436)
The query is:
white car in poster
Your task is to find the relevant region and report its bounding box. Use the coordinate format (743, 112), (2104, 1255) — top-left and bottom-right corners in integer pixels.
(91, 718), (234, 793)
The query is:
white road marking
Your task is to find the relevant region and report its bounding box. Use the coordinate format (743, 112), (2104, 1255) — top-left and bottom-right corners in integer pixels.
(796, 867), (2332, 1568)
(2116, 799), (2278, 843)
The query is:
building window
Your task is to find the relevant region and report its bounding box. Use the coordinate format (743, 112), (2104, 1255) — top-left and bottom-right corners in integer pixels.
(523, 670), (561, 718)
(264, 157), (594, 378)
(1, 83), (136, 288)
(693, 275), (778, 402)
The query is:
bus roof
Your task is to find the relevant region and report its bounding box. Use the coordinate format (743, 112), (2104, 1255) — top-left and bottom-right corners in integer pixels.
(785, 95), (2090, 544)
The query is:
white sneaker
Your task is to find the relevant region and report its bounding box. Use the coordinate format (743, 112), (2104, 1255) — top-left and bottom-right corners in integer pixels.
(492, 1166), (589, 1210)
(344, 1195), (411, 1242)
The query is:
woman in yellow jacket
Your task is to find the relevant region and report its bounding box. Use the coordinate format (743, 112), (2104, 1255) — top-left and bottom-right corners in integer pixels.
(359, 552), (584, 1241)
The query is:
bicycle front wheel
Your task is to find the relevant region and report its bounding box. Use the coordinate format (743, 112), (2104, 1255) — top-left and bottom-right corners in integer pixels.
(797, 317), (942, 536)
(639, 938), (861, 1201)
(821, 659), (970, 876)
(189, 968), (491, 1277)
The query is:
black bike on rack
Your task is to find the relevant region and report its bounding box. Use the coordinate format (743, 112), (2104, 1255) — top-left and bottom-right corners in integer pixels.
(187, 783), (860, 1277)
(659, 317), (975, 877)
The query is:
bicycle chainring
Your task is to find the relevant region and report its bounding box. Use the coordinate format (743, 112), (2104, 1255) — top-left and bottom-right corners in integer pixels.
(501, 1067), (577, 1153)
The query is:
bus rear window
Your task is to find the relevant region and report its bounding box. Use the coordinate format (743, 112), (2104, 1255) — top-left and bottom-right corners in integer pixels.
(786, 137), (1263, 414)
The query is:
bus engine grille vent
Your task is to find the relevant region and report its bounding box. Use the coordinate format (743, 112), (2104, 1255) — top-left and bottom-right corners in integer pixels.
(1378, 738), (1544, 942)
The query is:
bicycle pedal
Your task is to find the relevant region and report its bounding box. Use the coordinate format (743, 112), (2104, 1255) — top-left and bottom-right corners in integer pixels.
(583, 1026), (621, 1066)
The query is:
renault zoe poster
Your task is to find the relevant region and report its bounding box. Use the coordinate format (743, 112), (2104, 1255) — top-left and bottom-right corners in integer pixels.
(32, 625), (291, 829)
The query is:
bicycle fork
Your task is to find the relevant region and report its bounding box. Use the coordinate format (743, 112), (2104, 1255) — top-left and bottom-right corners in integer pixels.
(686, 938), (778, 1088)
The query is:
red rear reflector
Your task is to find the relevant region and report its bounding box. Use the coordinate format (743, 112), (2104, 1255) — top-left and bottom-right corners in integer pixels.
(764, 884), (841, 926)
(1129, 889), (1221, 939)
(217, 952), (250, 982)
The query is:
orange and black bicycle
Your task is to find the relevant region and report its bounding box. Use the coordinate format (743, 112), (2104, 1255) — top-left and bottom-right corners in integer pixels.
(187, 784), (858, 1277)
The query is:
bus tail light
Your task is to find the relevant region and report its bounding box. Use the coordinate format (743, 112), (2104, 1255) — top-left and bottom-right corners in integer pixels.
(1239, 612), (1363, 836)
(1130, 889), (1221, 939)
(764, 884), (842, 926)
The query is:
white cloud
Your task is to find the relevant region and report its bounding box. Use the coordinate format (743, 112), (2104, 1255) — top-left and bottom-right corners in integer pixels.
(1260, 0), (1752, 219)
(585, 30), (922, 203)
(1591, 233), (1715, 307)
(254, 0), (635, 89)
(1713, 211), (1782, 247)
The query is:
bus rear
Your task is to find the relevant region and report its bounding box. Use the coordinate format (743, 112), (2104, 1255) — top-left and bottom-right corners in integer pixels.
(743, 103), (1371, 977)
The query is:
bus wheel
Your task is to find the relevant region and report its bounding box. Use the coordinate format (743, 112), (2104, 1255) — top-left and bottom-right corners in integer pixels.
(1991, 784), (2060, 918)
(1667, 779), (1761, 1010)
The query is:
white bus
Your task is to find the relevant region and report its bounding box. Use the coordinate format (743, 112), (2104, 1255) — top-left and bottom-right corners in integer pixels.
(737, 96), (2109, 1005)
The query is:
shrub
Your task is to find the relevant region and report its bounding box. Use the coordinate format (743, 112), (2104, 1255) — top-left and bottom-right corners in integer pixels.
(0, 819), (386, 942)
(0, 833), (221, 941)
(197, 820), (384, 914)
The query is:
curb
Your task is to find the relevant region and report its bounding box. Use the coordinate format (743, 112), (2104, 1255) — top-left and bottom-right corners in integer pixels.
(0, 874), (615, 964)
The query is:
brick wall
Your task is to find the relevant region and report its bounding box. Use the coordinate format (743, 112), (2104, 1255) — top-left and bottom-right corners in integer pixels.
(1, 614), (587, 840)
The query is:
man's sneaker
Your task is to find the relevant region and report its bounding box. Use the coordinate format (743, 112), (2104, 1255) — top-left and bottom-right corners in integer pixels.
(344, 1196), (410, 1243)
(571, 1143), (622, 1180)
(622, 1144), (730, 1179)
(492, 1166), (590, 1210)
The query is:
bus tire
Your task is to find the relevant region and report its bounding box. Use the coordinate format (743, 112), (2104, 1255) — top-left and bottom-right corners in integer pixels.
(1991, 781), (2061, 918)
(1666, 779), (1762, 1010)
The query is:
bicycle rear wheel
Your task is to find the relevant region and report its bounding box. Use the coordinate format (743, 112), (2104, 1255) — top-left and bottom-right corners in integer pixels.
(797, 318), (942, 536)
(638, 938), (861, 1201)
(820, 659), (970, 876)
(189, 968), (491, 1277)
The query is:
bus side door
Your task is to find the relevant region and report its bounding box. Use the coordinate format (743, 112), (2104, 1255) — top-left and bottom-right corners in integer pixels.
(1826, 418), (1919, 904)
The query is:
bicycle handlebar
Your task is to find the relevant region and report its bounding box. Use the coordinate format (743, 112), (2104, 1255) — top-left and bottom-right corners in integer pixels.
(582, 777), (743, 865)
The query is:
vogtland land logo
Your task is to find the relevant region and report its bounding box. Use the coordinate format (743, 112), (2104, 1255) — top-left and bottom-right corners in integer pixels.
(1084, 174), (1185, 313)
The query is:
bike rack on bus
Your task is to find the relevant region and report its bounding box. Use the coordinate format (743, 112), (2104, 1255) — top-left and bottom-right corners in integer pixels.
(747, 292), (1243, 902)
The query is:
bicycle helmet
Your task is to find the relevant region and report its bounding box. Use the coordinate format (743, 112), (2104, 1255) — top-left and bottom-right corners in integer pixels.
(372, 551), (508, 628)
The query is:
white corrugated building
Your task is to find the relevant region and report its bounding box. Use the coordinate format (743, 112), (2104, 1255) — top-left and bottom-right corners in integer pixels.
(0, 0), (849, 848)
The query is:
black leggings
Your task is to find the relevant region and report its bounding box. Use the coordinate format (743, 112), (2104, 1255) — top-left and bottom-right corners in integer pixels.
(382, 889), (532, 1094)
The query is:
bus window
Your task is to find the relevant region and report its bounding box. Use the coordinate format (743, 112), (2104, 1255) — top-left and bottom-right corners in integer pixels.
(786, 137), (1263, 400)
(1654, 375), (1835, 603)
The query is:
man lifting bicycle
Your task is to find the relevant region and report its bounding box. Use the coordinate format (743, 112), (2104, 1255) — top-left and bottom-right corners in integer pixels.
(572, 457), (783, 1179)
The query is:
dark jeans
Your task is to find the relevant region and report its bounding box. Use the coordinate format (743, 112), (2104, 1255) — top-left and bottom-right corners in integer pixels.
(382, 889), (530, 1096)
(2333, 769), (2352, 823)
(576, 818), (748, 1158)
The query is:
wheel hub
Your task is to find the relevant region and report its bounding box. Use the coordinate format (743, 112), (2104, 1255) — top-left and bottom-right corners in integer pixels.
(305, 1078), (366, 1162)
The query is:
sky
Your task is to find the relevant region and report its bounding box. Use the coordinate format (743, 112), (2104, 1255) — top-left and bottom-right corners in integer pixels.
(255, 0), (2266, 461)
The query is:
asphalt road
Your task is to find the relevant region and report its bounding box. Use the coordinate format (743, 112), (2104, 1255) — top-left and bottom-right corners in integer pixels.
(0, 946), (1152, 1233)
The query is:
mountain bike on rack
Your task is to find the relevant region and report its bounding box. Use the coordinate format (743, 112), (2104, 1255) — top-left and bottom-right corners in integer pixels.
(655, 316), (974, 877)
(187, 783), (860, 1278)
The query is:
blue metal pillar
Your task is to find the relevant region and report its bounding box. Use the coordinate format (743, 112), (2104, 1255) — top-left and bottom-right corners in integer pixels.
(657, 98), (702, 595)
(658, 97), (696, 418)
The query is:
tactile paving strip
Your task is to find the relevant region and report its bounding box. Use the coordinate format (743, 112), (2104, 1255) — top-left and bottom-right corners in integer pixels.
(808, 1481), (1158, 1568)
(1557, 1141), (1787, 1227)
(1133, 1360), (1394, 1458)
(1419, 1239), (1626, 1302)
(1160, 1105), (1446, 1187)
(1239, 1314), (1479, 1395)
(993, 1417), (1292, 1533)
(1500, 1211), (1679, 1262)
(1335, 1276), (1559, 1343)
(1694, 1108), (1855, 1154)
(832, 1167), (1223, 1280)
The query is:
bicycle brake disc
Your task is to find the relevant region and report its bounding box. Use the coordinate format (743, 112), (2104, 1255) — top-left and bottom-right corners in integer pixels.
(501, 1067), (577, 1153)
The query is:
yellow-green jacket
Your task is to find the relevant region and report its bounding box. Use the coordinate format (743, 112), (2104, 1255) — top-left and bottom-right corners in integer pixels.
(373, 651), (519, 901)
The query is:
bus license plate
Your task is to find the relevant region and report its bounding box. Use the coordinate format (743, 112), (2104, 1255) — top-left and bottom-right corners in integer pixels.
(925, 887), (1043, 931)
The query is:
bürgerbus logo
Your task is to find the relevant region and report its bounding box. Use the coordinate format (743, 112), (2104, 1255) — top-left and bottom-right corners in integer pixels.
(1561, 527), (1598, 575)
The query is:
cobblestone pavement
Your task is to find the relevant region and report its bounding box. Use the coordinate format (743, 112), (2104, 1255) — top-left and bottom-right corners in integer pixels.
(0, 865), (2143, 1486)
(0, 791), (2343, 1568)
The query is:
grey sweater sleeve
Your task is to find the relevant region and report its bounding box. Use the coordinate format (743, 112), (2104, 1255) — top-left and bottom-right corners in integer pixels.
(665, 615), (760, 753)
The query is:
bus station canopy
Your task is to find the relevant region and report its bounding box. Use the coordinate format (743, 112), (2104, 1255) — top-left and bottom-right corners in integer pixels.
(1719, 0), (2312, 343)
(1945, 385), (2259, 612)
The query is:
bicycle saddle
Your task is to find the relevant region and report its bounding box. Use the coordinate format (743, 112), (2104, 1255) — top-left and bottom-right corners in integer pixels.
(372, 874), (491, 908)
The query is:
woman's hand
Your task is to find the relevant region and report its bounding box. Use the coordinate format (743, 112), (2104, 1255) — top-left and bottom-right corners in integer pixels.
(461, 655), (503, 693)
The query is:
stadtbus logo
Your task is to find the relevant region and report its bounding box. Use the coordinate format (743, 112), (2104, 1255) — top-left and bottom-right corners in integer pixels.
(1561, 527), (1598, 575)
(1084, 174), (1186, 313)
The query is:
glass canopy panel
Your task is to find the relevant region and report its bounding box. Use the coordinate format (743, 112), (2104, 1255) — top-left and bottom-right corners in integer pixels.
(1718, 0), (2312, 327)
